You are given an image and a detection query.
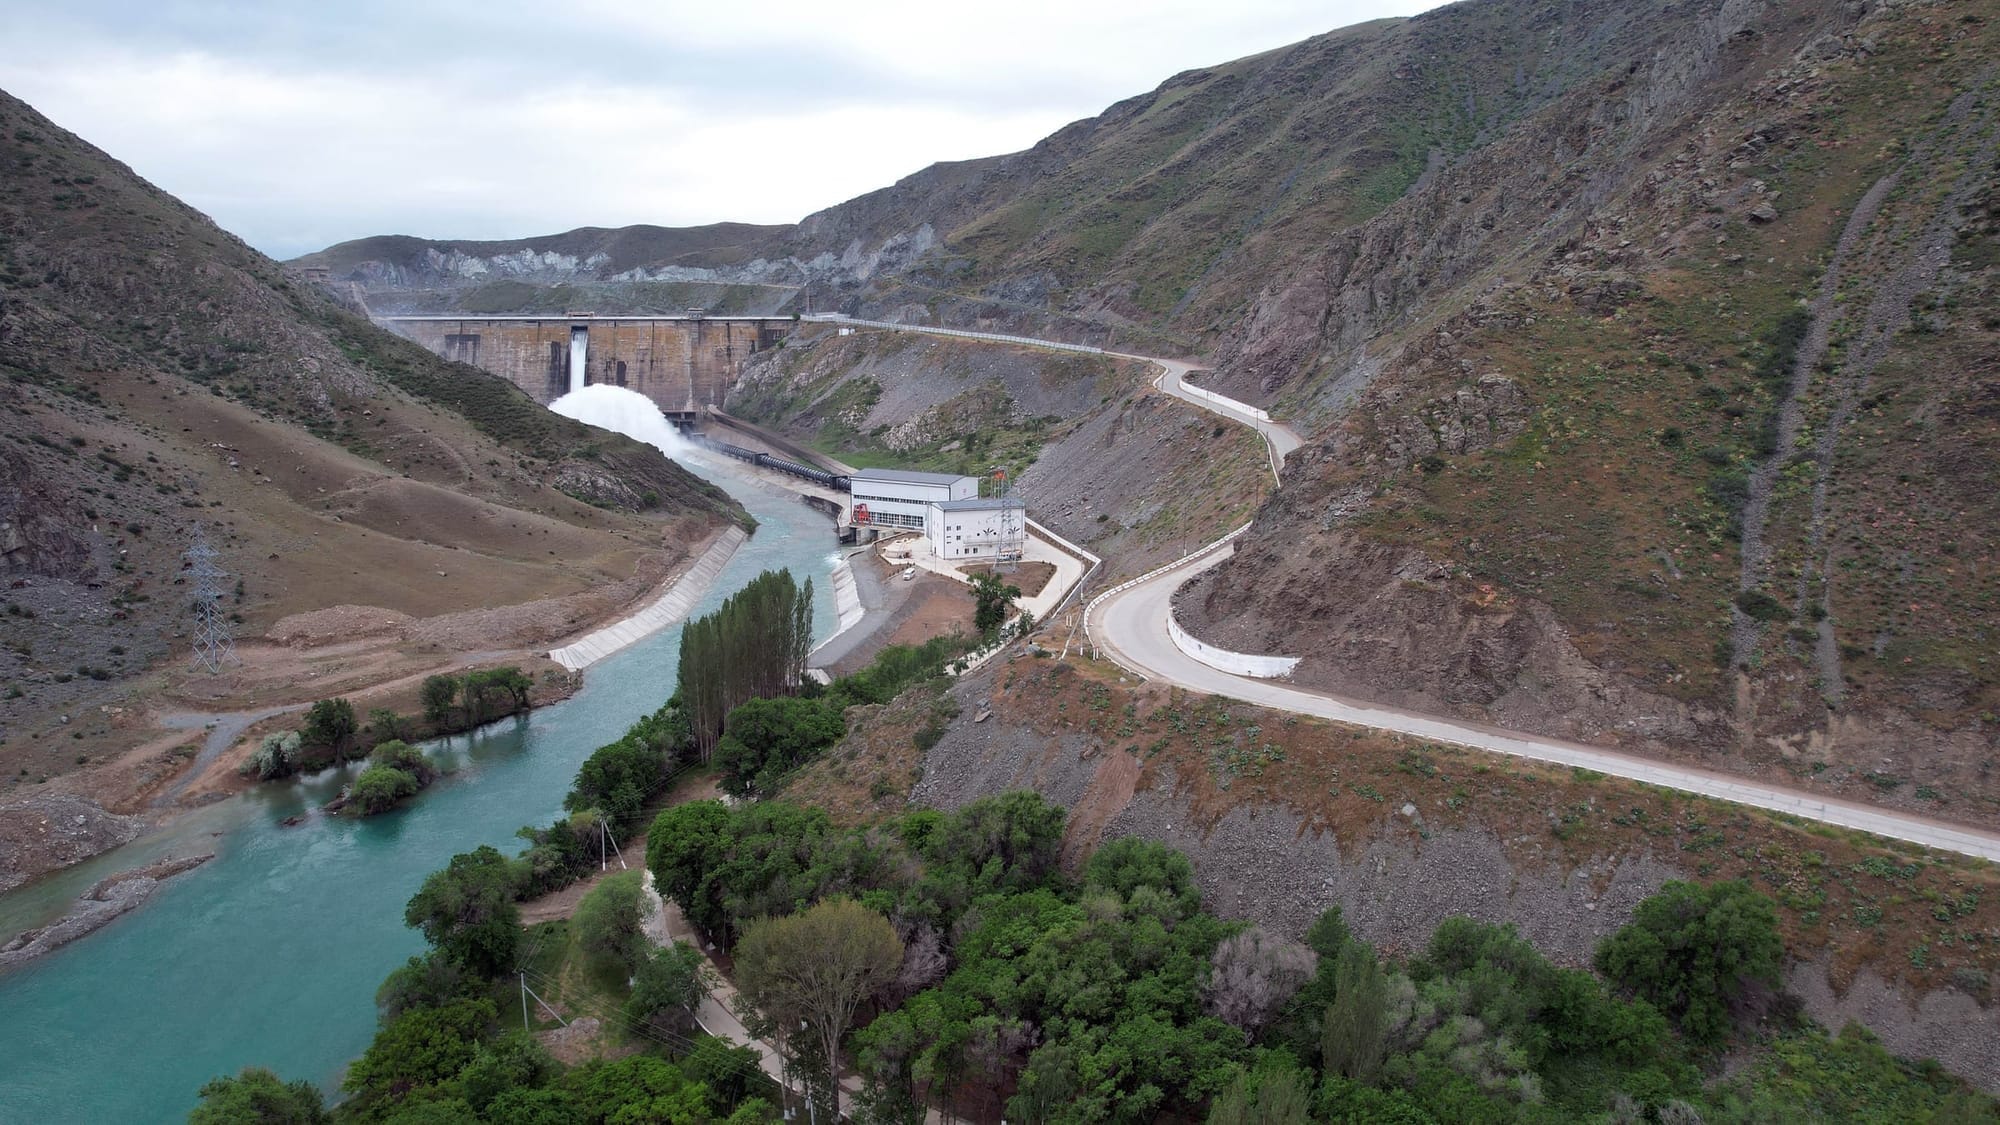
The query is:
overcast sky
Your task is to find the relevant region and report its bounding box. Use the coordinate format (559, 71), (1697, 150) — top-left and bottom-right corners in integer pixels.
(2, 0), (1444, 258)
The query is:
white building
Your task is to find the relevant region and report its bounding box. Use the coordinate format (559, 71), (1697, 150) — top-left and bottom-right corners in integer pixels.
(849, 467), (1027, 561)
(849, 468), (977, 533)
(929, 496), (1027, 561)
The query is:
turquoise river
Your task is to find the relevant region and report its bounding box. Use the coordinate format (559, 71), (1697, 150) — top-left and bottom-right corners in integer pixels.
(0, 459), (840, 1122)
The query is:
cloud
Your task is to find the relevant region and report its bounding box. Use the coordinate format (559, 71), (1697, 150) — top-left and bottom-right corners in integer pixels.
(0, 0), (1442, 257)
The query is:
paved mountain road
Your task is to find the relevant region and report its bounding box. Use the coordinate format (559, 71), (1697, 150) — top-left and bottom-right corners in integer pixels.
(1089, 543), (2000, 862)
(820, 317), (2000, 862)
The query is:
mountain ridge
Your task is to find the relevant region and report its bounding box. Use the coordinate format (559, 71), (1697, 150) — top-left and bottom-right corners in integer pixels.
(303, 0), (1999, 820)
(0, 87), (745, 822)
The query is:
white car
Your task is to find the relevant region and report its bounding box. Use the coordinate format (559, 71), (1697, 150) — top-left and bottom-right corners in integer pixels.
(901, 567), (918, 582)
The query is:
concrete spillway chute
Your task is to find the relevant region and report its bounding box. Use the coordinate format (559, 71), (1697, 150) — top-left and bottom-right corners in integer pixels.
(568, 325), (588, 394)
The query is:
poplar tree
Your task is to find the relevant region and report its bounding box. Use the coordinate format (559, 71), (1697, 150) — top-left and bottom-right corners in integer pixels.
(676, 569), (814, 760)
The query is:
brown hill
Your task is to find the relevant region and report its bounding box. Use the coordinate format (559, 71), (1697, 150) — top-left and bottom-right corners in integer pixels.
(0, 89), (744, 804)
(1177, 0), (2000, 823)
(308, 0), (1998, 821)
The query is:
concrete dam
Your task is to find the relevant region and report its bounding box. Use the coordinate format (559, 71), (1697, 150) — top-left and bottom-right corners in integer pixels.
(380, 315), (796, 417)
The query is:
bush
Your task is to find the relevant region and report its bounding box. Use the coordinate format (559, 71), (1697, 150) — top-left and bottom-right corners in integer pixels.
(243, 731), (301, 781)
(369, 739), (436, 785)
(346, 765), (419, 816)
(368, 707), (411, 742)
(1734, 589), (1789, 623)
(1595, 879), (1781, 1046)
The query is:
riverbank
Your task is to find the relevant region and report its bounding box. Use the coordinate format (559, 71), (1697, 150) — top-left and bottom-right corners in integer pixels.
(0, 522), (741, 899)
(0, 854), (212, 971)
(0, 460), (844, 1121)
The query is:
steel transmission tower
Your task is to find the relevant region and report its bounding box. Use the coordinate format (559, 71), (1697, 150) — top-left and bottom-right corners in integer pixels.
(184, 525), (237, 674)
(991, 468), (1025, 566)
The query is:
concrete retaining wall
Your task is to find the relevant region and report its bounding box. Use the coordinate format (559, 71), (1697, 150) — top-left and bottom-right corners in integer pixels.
(1167, 608), (1299, 679)
(549, 527), (747, 670)
(1174, 376), (1270, 422)
(807, 556), (866, 663)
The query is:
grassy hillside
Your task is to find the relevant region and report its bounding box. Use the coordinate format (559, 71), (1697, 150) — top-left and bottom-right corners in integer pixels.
(0, 88), (744, 794)
(1183, 0), (2000, 820)
(290, 0), (1995, 816)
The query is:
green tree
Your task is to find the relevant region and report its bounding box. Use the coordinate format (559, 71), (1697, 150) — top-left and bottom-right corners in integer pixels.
(345, 765), (419, 816)
(928, 790), (1066, 893)
(967, 572), (1021, 634)
(1321, 940), (1388, 1083)
(683, 1037), (772, 1117)
(190, 1067), (328, 1124)
(626, 941), (709, 1037)
(452, 667), (531, 729)
(421, 675), (460, 726)
(341, 997), (495, 1110)
(1085, 835), (1203, 919)
(646, 800), (736, 939)
(368, 707), (412, 743)
(713, 695), (845, 797)
(563, 1055), (711, 1124)
(566, 698), (690, 825)
(376, 952), (476, 1022)
(676, 568), (815, 759)
(734, 898), (904, 1120)
(1595, 879), (1782, 1046)
(573, 870), (646, 970)
(301, 697), (358, 762)
(1206, 1060), (1313, 1125)
(405, 845), (521, 977)
(451, 1031), (557, 1115)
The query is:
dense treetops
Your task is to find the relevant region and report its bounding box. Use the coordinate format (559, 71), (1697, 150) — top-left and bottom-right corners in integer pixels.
(200, 583), (1997, 1124)
(678, 569), (814, 759)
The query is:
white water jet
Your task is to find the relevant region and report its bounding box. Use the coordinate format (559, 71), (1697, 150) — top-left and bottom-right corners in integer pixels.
(549, 384), (691, 460)
(568, 326), (588, 394)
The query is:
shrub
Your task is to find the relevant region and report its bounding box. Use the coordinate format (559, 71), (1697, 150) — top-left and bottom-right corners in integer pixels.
(346, 765), (419, 816)
(368, 739), (436, 784)
(243, 731), (301, 781)
(1595, 879), (1781, 1046)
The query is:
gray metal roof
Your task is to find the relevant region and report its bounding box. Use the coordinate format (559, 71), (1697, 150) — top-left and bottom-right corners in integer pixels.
(936, 497), (1025, 512)
(851, 467), (971, 487)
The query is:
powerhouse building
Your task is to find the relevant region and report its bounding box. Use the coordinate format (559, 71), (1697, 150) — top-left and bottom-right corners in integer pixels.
(850, 467), (1026, 561)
